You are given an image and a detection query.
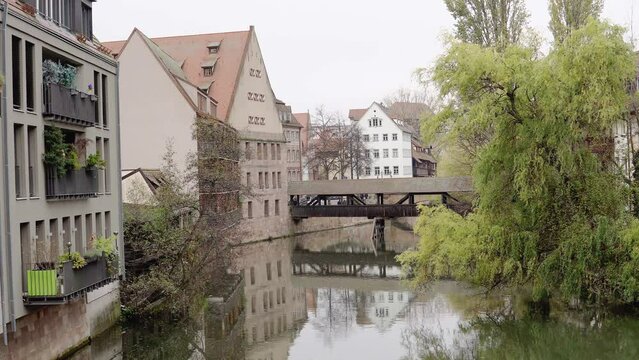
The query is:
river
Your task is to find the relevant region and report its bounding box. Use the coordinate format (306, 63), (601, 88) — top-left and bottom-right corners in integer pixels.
(71, 223), (639, 360)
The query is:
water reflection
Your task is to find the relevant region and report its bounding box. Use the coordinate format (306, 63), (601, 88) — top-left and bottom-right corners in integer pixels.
(73, 223), (639, 359)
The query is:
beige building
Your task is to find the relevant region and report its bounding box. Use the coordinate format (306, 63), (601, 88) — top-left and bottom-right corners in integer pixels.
(0, 0), (123, 358)
(106, 26), (292, 242)
(277, 99), (303, 181)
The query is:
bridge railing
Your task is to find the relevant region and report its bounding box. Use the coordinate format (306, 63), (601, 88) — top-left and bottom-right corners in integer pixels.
(290, 204), (419, 219)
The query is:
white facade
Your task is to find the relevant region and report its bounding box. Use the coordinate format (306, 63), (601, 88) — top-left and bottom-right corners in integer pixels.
(355, 103), (414, 179)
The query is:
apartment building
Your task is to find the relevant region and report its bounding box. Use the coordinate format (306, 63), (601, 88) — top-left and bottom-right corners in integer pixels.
(106, 26), (290, 242)
(276, 99), (302, 181)
(349, 102), (436, 179)
(0, 1), (122, 358)
(293, 111), (310, 180)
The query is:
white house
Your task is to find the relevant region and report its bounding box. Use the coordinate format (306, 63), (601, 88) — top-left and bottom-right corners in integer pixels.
(351, 103), (419, 179)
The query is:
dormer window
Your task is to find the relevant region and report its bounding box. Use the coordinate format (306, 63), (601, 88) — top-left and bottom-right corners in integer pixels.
(207, 41), (221, 54)
(201, 58), (217, 77)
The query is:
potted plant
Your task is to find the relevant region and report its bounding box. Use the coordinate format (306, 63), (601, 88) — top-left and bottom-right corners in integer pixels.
(43, 126), (81, 177)
(42, 60), (77, 88)
(86, 152), (107, 170)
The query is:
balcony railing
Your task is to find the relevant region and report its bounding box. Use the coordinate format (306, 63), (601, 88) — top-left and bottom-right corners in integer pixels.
(45, 166), (98, 200)
(24, 256), (116, 306)
(42, 82), (98, 127)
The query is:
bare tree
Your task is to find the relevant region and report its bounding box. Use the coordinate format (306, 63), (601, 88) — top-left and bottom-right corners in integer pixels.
(306, 106), (371, 180)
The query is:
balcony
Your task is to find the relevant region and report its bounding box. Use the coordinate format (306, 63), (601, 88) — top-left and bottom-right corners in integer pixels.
(43, 82), (98, 127)
(45, 166), (98, 200)
(24, 256), (115, 306)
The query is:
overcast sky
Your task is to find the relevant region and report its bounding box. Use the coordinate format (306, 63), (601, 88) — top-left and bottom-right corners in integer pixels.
(94, 0), (639, 116)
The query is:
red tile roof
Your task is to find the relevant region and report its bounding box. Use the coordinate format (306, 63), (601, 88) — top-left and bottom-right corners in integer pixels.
(293, 112), (311, 147)
(104, 28), (252, 122)
(348, 108), (368, 121)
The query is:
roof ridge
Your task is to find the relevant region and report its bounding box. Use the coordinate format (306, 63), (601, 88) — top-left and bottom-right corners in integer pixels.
(148, 29), (251, 41)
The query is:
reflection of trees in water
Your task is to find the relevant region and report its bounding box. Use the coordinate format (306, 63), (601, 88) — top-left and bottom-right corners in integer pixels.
(123, 319), (204, 360)
(400, 294), (639, 360)
(310, 288), (359, 344)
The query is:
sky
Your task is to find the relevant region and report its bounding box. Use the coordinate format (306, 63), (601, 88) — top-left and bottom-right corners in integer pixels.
(93, 0), (639, 116)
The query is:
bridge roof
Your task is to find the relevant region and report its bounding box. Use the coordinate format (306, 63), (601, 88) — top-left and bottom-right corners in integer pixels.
(288, 176), (473, 195)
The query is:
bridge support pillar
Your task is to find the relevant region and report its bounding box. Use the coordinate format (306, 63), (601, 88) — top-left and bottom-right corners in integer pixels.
(371, 217), (385, 252)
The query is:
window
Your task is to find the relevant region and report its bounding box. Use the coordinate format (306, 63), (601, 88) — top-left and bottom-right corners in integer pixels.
(12, 36), (21, 109)
(263, 143), (268, 159)
(251, 295), (256, 314)
(13, 124), (25, 198)
(363, 134), (370, 142)
(81, 3), (93, 39)
(203, 66), (213, 76)
(282, 287), (286, 303)
(365, 150), (371, 158)
(393, 166), (399, 175)
(277, 260), (282, 277)
(373, 149), (380, 159)
(277, 144), (281, 160)
(271, 144), (276, 160)
(383, 134), (388, 141)
(276, 289), (281, 305)
(247, 201), (253, 219)
(264, 200), (269, 217)
(365, 167), (371, 175)
(257, 143), (262, 159)
(102, 74), (108, 127)
(275, 199), (280, 216)
(277, 172), (282, 188)
(25, 42), (34, 112)
(246, 172), (252, 187)
(27, 126), (37, 197)
(258, 172), (264, 189)
(269, 291), (274, 309)
(105, 211), (111, 237)
(272, 173), (276, 190)
(104, 139), (111, 192)
(384, 166), (390, 175)
(393, 149), (399, 158)
(392, 133), (398, 141)
(266, 263), (272, 281)
(374, 167), (381, 176)
(263, 292), (268, 311)
(383, 149), (389, 158)
(373, 134), (379, 142)
(250, 266), (255, 284)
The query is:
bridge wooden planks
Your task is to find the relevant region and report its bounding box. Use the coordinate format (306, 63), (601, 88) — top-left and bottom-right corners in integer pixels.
(287, 176), (473, 196)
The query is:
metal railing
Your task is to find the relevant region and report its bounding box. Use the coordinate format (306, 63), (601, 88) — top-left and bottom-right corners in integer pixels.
(45, 166), (99, 200)
(42, 82), (98, 127)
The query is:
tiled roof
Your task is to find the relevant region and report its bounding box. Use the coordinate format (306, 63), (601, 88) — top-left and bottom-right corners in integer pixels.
(348, 108), (368, 121)
(293, 112), (311, 146)
(104, 28), (251, 121)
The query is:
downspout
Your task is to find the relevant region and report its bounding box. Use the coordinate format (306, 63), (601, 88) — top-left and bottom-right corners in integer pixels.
(115, 62), (125, 281)
(0, 0), (16, 341)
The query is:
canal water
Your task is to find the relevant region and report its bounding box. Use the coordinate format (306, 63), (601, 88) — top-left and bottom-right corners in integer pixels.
(72, 223), (639, 360)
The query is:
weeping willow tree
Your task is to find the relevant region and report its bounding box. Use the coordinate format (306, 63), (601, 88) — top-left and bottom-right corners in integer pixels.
(399, 21), (639, 306)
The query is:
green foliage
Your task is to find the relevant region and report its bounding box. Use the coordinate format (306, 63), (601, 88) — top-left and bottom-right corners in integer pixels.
(443, 0), (529, 49)
(402, 21), (639, 306)
(43, 126), (80, 176)
(59, 251), (87, 269)
(42, 59), (77, 88)
(86, 152), (107, 169)
(549, 0), (604, 43)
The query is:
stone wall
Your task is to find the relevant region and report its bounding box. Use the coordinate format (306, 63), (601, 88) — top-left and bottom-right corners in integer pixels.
(2, 300), (89, 360)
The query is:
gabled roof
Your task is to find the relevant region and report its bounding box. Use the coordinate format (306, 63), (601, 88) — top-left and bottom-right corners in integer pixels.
(104, 28), (252, 122)
(348, 108), (368, 121)
(293, 112), (310, 129)
(122, 168), (168, 194)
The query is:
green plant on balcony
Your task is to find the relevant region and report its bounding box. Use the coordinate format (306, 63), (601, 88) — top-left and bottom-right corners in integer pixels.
(58, 251), (87, 269)
(43, 126), (81, 176)
(86, 235), (119, 276)
(86, 152), (107, 170)
(42, 59), (77, 88)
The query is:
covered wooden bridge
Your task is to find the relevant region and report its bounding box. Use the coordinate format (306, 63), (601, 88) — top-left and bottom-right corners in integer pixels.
(288, 176), (473, 220)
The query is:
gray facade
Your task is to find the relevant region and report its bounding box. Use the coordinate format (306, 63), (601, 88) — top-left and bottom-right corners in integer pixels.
(0, 0), (122, 356)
